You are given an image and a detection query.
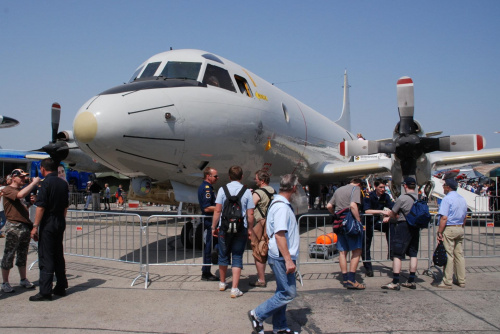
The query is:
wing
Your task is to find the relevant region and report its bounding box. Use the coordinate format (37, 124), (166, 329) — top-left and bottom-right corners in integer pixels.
(428, 148), (500, 168)
(313, 158), (393, 180)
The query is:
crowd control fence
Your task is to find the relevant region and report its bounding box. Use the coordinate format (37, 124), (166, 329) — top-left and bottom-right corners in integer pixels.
(31, 210), (499, 289)
(28, 210), (148, 288)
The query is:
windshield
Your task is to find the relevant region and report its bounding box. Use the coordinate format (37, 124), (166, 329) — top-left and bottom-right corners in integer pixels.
(160, 61), (201, 80)
(139, 62), (162, 79)
(128, 65), (144, 83)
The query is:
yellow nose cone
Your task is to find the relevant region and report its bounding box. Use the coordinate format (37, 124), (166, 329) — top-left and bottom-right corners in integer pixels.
(74, 111), (98, 144)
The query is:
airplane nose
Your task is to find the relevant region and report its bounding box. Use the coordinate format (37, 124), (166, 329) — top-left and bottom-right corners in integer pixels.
(74, 111), (98, 144)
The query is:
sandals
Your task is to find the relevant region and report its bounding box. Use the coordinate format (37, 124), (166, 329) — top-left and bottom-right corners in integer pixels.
(345, 280), (366, 290)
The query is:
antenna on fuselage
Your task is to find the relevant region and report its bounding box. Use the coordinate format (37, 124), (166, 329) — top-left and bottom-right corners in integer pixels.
(335, 70), (351, 132)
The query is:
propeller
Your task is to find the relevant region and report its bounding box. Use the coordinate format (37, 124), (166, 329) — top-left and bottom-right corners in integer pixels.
(339, 76), (485, 196)
(41, 102), (69, 163)
(51, 102), (61, 143)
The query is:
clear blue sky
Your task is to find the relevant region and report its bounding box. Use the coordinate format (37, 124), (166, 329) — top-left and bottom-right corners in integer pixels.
(1, 1), (499, 151)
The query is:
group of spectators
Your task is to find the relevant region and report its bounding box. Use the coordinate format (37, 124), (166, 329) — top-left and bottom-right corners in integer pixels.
(324, 176), (468, 293)
(198, 165), (299, 334)
(459, 180), (497, 196)
(81, 182), (123, 211)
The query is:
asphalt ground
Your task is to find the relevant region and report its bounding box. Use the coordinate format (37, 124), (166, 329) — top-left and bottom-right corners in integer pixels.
(1, 206), (499, 334)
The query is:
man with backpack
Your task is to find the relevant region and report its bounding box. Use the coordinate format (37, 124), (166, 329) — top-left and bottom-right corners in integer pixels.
(211, 166), (255, 298)
(381, 177), (420, 290)
(249, 170), (276, 288)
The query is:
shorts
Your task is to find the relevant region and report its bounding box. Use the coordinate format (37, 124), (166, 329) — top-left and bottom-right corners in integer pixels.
(1, 221), (32, 270)
(391, 221), (420, 259)
(218, 229), (247, 268)
(336, 232), (362, 252)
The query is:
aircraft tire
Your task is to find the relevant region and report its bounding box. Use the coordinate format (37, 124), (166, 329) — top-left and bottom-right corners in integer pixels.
(180, 221), (194, 249)
(180, 221), (204, 250)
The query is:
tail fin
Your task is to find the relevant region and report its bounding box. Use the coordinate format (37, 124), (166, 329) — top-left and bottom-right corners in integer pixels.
(335, 70), (351, 132)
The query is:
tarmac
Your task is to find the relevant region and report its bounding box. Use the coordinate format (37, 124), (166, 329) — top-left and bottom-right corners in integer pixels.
(1, 205), (500, 334)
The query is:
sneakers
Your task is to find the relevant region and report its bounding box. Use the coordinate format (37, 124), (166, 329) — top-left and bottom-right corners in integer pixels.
(381, 282), (400, 291)
(219, 282), (228, 291)
(231, 288), (243, 298)
(1, 282), (14, 293)
(20, 278), (35, 289)
(248, 310), (264, 334)
(249, 280), (267, 287)
(401, 282), (417, 289)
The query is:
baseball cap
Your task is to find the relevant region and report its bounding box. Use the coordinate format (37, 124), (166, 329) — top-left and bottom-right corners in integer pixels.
(444, 178), (458, 190)
(403, 177), (416, 185)
(11, 169), (28, 177)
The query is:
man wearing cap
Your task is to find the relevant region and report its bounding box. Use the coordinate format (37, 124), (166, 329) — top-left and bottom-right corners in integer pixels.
(29, 158), (69, 301)
(435, 178), (467, 289)
(0, 169), (40, 293)
(381, 177), (420, 290)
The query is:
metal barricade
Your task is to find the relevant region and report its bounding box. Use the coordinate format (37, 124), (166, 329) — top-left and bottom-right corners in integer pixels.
(68, 192), (86, 210)
(143, 215), (258, 288)
(64, 210), (147, 287)
(26, 209), (499, 290)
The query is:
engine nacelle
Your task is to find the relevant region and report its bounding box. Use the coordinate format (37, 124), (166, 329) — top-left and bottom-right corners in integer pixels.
(131, 177), (152, 196)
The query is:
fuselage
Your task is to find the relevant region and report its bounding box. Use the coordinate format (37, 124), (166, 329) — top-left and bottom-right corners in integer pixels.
(73, 49), (353, 191)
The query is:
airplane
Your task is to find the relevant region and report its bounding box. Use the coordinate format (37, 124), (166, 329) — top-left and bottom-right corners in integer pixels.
(0, 115), (20, 129)
(39, 49), (500, 213)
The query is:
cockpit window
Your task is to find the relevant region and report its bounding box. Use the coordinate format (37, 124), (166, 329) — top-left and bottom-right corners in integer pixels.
(235, 75), (253, 97)
(128, 65), (144, 83)
(139, 62), (162, 79)
(202, 64), (236, 92)
(160, 62), (201, 80)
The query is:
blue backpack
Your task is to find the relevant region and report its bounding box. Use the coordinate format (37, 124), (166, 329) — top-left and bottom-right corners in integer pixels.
(403, 194), (431, 229)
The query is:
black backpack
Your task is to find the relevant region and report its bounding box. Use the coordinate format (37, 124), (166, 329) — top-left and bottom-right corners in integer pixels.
(221, 185), (247, 234)
(403, 194), (431, 229)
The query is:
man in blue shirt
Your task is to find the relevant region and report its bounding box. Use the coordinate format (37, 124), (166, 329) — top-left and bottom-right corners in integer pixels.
(211, 165), (255, 298)
(436, 178), (467, 289)
(249, 174), (300, 334)
(197, 167), (219, 281)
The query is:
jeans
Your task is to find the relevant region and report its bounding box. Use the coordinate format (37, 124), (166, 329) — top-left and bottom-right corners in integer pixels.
(255, 257), (297, 331)
(218, 229), (247, 268)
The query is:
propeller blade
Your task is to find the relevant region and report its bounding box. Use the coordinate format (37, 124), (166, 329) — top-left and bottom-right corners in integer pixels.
(438, 134), (485, 152)
(397, 77), (416, 134)
(339, 140), (395, 156)
(51, 102), (61, 143)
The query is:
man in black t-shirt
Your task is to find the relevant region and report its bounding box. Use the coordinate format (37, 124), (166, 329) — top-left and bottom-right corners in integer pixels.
(29, 158), (69, 301)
